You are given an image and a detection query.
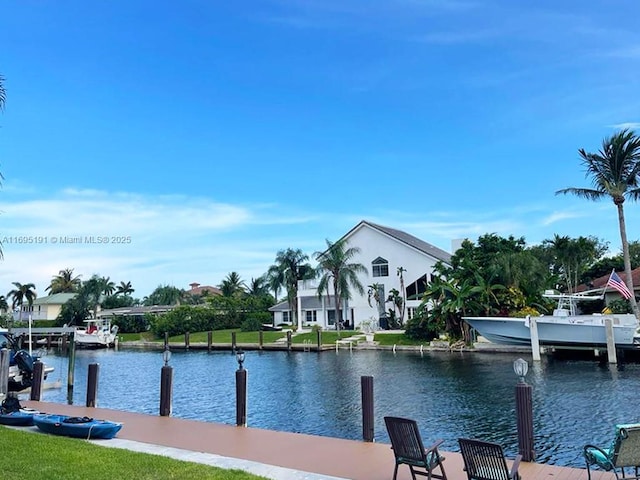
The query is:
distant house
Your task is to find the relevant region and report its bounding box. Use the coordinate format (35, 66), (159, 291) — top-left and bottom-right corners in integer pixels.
(188, 282), (222, 298)
(13, 293), (76, 322)
(97, 305), (175, 320)
(577, 267), (640, 302)
(269, 220), (452, 330)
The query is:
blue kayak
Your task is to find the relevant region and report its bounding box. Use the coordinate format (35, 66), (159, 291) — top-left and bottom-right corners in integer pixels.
(0, 410), (36, 426)
(34, 414), (123, 439)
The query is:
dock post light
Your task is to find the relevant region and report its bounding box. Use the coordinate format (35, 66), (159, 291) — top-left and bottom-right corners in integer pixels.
(236, 350), (245, 371)
(236, 350), (247, 427)
(513, 358), (528, 382)
(513, 357), (534, 461)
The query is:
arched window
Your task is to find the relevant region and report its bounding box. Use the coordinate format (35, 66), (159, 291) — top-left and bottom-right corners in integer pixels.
(372, 257), (389, 277)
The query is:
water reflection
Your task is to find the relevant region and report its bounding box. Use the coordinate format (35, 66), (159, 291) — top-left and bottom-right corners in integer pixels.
(36, 348), (640, 468)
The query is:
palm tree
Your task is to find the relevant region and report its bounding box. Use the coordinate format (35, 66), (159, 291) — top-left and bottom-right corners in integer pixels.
(557, 129), (640, 317)
(100, 276), (116, 296)
(266, 264), (285, 303)
(246, 276), (269, 296)
(270, 248), (312, 328)
(7, 282), (37, 321)
(218, 271), (246, 297)
(314, 239), (367, 335)
(0, 295), (9, 313)
(46, 268), (82, 294)
(116, 281), (135, 296)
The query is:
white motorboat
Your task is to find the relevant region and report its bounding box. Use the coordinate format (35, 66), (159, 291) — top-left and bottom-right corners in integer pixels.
(75, 318), (119, 348)
(463, 290), (639, 348)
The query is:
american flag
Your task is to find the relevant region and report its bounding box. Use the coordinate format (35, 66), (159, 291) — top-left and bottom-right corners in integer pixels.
(607, 270), (634, 300)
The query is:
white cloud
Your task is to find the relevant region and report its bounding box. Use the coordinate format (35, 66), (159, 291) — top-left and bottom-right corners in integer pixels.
(0, 186), (634, 300)
(0, 188), (310, 298)
(610, 122), (640, 130)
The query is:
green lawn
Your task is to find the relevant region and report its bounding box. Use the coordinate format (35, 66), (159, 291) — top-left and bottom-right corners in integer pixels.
(171, 329), (289, 344)
(2, 426), (268, 480)
(121, 328), (424, 347)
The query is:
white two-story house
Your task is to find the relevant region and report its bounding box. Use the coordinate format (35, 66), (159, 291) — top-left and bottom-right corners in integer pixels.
(269, 220), (452, 330)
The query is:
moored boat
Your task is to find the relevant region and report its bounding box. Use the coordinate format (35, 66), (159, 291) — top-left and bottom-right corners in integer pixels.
(463, 290), (639, 348)
(75, 318), (119, 348)
(33, 414), (123, 439)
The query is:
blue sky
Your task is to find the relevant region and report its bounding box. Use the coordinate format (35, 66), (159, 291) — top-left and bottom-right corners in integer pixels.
(1, 1), (639, 299)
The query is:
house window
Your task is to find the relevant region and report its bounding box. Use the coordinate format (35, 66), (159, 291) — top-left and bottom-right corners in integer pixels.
(408, 307), (416, 320)
(327, 310), (336, 326)
(372, 257), (389, 277)
(406, 274), (428, 300)
(282, 311), (290, 323)
(306, 311), (317, 322)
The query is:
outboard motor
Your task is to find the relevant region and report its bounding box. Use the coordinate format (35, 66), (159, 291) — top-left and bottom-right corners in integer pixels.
(13, 349), (35, 388)
(1, 392), (23, 413)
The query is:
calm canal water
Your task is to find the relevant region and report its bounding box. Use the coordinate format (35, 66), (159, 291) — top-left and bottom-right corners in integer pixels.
(34, 348), (640, 468)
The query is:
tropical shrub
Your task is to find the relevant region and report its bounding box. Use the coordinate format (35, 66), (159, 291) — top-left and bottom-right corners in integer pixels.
(511, 306), (541, 318)
(607, 298), (632, 314)
(241, 313), (270, 332)
(112, 314), (149, 333)
(404, 307), (443, 341)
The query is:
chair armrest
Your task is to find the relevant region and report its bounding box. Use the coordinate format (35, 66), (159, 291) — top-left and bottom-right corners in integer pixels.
(425, 439), (444, 452)
(510, 454), (522, 479)
(425, 439), (445, 460)
(583, 444), (615, 470)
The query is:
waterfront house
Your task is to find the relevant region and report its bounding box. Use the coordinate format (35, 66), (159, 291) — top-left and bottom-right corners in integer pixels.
(13, 292), (75, 322)
(269, 220), (452, 331)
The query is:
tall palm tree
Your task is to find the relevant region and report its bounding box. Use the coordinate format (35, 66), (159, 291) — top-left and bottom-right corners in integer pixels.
(7, 282), (37, 321)
(314, 239), (367, 335)
(270, 248), (312, 328)
(46, 268), (82, 294)
(266, 264), (285, 303)
(116, 281), (135, 296)
(557, 129), (640, 318)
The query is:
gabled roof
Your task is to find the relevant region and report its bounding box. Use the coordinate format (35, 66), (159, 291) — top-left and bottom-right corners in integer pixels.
(341, 220), (452, 264)
(33, 293), (76, 305)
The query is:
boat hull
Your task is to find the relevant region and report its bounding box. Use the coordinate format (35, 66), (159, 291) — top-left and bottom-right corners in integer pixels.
(463, 314), (638, 347)
(34, 414), (123, 439)
(0, 411), (35, 426)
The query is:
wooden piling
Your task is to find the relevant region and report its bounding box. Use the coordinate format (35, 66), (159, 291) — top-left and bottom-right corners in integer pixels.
(160, 364), (173, 416)
(361, 376), (374, 442)
(86, 363), (100, 407)
(605, 318), (617, 364)
(0, 348), (9, 397)
(30, 361), (45, 401)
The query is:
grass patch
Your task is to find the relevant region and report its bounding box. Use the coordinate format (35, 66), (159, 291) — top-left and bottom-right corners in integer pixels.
(1, 426), (268, 480)
(292, 331), (354, 345)
(118, 332), (144, 342)
(168, 329), (288, 344)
